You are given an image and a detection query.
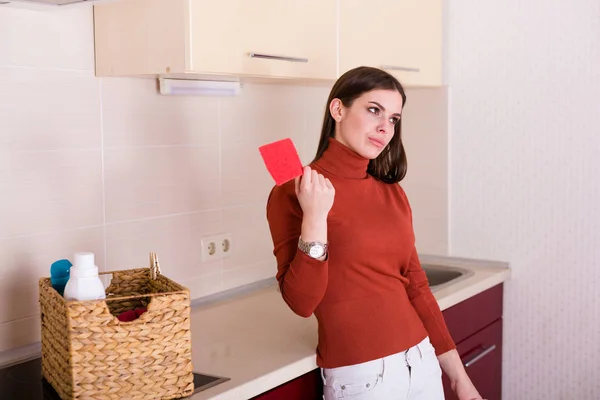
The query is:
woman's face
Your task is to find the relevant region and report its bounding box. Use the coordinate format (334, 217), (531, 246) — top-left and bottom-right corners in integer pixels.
(331, 89), (403, 160)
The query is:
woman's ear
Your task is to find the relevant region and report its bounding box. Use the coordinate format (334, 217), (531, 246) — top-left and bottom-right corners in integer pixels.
(329, 98), (343, 122)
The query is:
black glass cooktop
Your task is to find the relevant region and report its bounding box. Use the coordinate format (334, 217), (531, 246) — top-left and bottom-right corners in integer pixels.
(0, 357), (230, 400)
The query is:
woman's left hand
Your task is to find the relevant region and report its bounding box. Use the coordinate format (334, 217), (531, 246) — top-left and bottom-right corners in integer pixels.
(437, 349), (485, 400)
(452, 377), (485, 400)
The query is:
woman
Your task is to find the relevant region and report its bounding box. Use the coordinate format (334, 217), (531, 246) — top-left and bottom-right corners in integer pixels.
(266, 66), (483, 400)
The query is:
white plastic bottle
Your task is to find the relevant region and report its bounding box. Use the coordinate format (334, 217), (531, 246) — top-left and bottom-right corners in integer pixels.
(63, 252), (106, 301)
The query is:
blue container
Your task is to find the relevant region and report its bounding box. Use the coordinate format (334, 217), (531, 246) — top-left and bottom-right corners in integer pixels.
(50, 259), (72, 296)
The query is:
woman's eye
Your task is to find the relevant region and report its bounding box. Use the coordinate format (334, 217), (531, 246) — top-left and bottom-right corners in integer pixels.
(368, 107), (380, 115)
(390, 117), (400, 125)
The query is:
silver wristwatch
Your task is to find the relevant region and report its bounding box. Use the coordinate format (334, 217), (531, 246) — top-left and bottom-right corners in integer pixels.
(298, 237), (328, 259)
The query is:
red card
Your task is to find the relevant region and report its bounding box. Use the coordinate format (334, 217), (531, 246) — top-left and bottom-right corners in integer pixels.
(259, 138), (304, 186)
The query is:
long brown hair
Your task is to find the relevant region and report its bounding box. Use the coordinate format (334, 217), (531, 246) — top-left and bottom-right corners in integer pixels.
(312, 66), (408, 184)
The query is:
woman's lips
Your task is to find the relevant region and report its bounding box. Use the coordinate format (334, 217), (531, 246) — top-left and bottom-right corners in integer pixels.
(369, 137), (385, 148)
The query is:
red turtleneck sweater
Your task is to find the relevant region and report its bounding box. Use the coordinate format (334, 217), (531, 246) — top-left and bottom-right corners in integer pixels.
(266, 138), (456, 368)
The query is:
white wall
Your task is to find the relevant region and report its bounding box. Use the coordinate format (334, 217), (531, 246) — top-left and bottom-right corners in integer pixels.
(446, 1), (600, 398)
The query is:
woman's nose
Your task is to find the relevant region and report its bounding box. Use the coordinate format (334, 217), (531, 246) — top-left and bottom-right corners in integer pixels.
(377, 122), (392, 134)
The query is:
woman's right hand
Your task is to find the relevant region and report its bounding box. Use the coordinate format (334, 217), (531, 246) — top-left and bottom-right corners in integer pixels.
(294, 166), (335, 222)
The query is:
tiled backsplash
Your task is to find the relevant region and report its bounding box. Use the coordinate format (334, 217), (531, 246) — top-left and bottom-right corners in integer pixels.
(0, 4), (448, 353)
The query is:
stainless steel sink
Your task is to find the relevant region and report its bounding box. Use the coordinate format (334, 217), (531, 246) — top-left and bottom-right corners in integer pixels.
(422, 264), (473, 292)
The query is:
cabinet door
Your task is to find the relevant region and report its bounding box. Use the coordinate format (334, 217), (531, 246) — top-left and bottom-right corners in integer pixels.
(339, 0), (443, 86)
(442, 319), (503, 400)
(250, 369), (322, 400)
(189, 0), (337, 80)
(443, 283), (504, 344)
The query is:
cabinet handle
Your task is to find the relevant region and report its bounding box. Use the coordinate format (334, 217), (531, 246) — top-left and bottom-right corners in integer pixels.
(381, 65), (420, 73)
(249, 53), (308, 63)
(463, 344), (497, 368)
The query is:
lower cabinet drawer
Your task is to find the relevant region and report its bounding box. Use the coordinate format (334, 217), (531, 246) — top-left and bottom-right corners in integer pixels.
(442, 318), (503, 400)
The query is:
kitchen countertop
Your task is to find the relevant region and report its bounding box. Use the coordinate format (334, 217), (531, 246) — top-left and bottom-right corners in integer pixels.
(188, 254), (511, 400)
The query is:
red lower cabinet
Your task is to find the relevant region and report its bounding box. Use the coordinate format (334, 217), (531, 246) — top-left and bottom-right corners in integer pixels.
(441, 283), (504, 400)
(442, 318), (503, 400)
(249, 368), (322, 400)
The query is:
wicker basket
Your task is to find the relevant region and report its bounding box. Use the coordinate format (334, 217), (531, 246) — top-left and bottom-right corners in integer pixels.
(39, 257), (194, 400)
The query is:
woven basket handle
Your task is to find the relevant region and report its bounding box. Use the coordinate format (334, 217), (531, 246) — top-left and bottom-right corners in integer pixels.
(149, 252), (162, 280)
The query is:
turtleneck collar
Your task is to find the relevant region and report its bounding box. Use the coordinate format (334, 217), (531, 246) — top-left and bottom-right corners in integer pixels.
(313, 137), (370, 179)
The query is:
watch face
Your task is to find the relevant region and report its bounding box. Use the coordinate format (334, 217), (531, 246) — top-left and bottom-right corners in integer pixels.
(309, 244), (325, 258)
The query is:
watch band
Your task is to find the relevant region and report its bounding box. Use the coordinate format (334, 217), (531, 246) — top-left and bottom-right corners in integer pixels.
(298, 237), (328, 258)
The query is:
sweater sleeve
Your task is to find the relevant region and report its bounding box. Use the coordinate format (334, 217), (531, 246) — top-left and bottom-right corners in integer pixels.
(405, 248), (456, 355)
(399, 187), (456, 355)
(265, 182), (329, 318)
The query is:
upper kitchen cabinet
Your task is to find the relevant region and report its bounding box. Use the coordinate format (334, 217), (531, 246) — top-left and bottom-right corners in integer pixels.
(93, 0), (337, 82)
(339, 0), (443, 87)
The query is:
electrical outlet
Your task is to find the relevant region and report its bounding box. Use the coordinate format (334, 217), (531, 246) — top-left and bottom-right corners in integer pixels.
(201, 236), (218, 262)
(215, 233), (232, 259)
(201, 233), (233, 261)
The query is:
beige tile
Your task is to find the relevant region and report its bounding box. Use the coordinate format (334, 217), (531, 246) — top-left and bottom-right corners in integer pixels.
(221, 143), (275, 207)
(403, 185), (448, 221)
(6, 149), (103, 236)
(101, 78), (219, 148)
(219, 83), (306, 148)
(403, 185), (448, 255)
(182, 272), (223, 299)
(0, 226), (104, 280)
(105, 211), (222, 283)
(0, 274), (42, 322)
(222, 205), (274, 271)
(0, 317), (41, 354)
(301, 138), (321, 166)
(402, 153), (448, 190)
(104, 146), (220, 222)
(222, 261), (275, 292)
(413, 216), (449, 255)
(399, 87), (449, 254)
(302, 84), (331, 165)
(402, 142), (448, 190)
(402, 87), (448, 189)
(0, 67), (101, 151)
(0, 5), (94, 70)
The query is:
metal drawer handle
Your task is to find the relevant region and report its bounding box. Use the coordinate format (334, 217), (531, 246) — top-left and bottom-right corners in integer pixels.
(463, 344), (497, 368)
(249, 53), (308, 63)
(381, 65), (420, 73)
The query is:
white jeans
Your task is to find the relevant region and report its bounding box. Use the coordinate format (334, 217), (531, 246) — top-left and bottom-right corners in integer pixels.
(321, 337), (445, 400)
